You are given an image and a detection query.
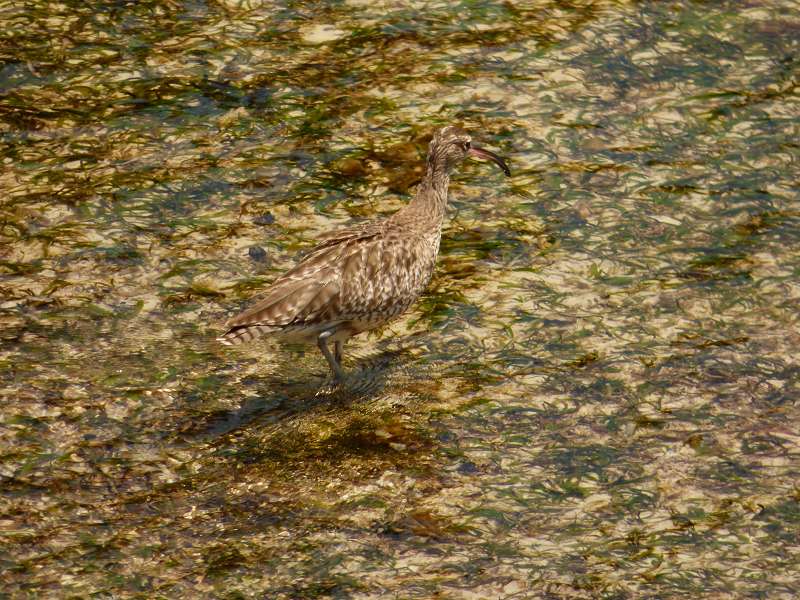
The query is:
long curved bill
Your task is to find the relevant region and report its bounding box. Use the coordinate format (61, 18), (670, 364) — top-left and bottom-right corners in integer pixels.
(469, 146), (511, 177)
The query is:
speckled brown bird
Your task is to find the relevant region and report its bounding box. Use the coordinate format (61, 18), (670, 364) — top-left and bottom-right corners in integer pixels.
(218, 126), (510, 381)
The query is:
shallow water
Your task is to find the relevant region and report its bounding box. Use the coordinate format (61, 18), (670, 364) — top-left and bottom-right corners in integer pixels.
(2, 0), (799, 597)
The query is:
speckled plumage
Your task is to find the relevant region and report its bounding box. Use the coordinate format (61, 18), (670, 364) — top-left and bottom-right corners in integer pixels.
(218, 126), (510, 381)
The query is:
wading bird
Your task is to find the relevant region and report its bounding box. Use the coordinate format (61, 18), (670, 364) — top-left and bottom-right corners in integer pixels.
(218, 126), (510, 381)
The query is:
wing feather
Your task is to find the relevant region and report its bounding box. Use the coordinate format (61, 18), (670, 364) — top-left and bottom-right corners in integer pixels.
(220, 222), (383, 343)
(218, 216), (434, 346)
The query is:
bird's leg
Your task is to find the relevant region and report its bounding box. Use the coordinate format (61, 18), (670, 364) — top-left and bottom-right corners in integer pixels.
(318, 331), (346, 382)
(334, 340), (343, 365)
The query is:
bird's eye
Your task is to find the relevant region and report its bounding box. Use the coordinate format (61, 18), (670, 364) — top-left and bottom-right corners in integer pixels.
(462, 140), (471, 151)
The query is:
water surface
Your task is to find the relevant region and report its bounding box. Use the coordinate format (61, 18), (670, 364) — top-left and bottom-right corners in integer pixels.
(2, 0), (799, 597)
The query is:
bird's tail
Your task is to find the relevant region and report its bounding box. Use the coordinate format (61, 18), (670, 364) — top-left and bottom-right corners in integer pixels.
(217, 324), (278, 346)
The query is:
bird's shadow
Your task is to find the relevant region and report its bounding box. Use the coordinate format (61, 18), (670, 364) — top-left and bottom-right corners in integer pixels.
(180, 347), (410, 441)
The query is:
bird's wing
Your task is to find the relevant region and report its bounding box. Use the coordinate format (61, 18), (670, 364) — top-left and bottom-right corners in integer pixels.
(334, 227), (427, 316)
(223, 221), (385, 331)
(306, 219), (385, 253)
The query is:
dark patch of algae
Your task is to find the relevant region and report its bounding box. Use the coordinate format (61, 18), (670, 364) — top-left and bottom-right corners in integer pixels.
(2, 0), (800, 597)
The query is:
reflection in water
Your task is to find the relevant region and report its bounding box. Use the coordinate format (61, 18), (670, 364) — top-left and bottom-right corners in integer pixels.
(1, 0), (799, 597)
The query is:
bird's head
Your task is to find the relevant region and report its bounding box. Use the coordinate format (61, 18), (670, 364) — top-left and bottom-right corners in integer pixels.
(428, 125), (511, 177)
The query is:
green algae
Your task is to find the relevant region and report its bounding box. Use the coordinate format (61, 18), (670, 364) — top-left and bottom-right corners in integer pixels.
(2, 0), (800, 598)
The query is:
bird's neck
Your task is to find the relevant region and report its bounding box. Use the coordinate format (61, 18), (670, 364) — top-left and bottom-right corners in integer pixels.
(406, 160), (450, 220)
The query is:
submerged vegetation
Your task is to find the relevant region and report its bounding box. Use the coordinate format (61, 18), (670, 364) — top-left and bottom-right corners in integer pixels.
(1, 0), (799, 597)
